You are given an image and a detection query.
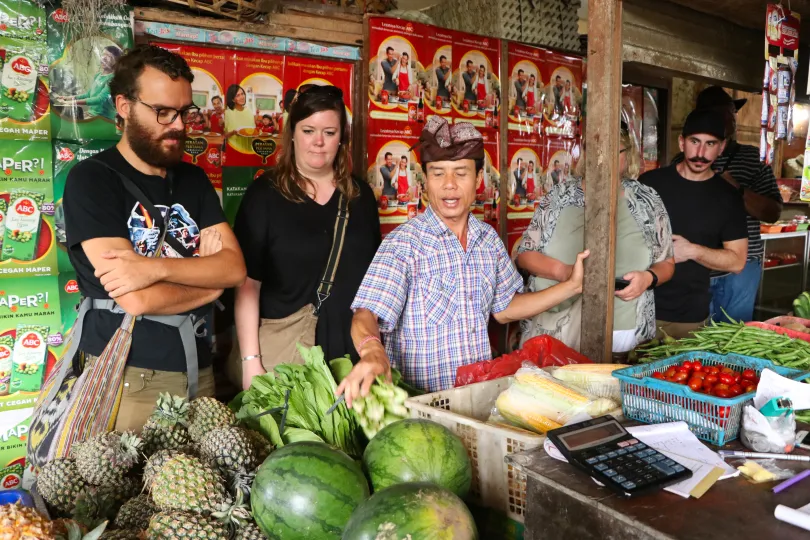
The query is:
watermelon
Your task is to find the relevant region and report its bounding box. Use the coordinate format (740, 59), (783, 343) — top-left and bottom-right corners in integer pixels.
(251, 441), (370, 539)
(363, 418), (472, 497)
(342, 482), (478, 540)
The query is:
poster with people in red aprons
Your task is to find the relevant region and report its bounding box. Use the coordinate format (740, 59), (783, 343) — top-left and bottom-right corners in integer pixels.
(367, 17), (429, 123)
(507, 42), (545, 135)
(366, 119), (424, 238)
(542, 50), (583, 138)
(452, 31), (500, 130)
(424, 26), (453, 121)
(544, 136), (581, 191)
(283, 57), (354, 126)
(469, 130), (500, 230)
(506, 130), (543, 258)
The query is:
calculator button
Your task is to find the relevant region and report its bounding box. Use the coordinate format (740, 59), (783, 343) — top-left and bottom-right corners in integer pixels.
(607, 451), (618, 458)
(621, 481), (637, 490)
(604, 469), (617, 477)
(652, 454), (665, 462)
(586, 457), (598, 465)
(627, 439), (639, 445)
(616, 449), (627, 456)
(672, 464), (685, 473)
(663, 459), (676, 466)
(594, 463), (608, 471)
(653, 463), (675, 476)
(598, 455), (609, 462)
(617, 441), (629, 448)
(613, 475), (627, 483)
(635, 443), (647, 450)
(643, 456), (657, 464)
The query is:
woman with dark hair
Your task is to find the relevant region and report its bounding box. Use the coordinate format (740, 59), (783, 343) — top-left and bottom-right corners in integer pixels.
(224, 84), (255, 138)
(55, 45), (122, 121)
(233, 85), (381, 389)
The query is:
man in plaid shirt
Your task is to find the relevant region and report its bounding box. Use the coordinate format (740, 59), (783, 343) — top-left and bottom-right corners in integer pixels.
(337, 117), (588, 402)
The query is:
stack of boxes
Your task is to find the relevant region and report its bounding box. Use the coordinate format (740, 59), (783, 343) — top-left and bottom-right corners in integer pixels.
(0, 0), (133, 488)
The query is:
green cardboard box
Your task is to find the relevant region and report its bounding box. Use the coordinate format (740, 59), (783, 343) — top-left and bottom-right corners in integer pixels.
(47, 5), (133, 142)
(0, 140), (55, 277)
(53, 140), (114, 272)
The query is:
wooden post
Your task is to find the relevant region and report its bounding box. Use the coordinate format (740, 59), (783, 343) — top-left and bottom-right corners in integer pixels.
(581, 0), (623, 362)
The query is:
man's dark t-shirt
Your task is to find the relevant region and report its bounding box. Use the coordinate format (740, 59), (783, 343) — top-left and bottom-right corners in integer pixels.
(64, 147), (226, 371)
(640, 165), (747, 323)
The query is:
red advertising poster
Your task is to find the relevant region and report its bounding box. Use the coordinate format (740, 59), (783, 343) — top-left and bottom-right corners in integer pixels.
(366, 119), (424, 238)
(506, 42), (545, 134)
(452, 31), (501, 130)
(506, 130), (542, 257)
(423, 25), (453, 120)
(542, 51), (583, 138)
(224, 51), (285, 167)
(544, 136), (581, 189)
(470, 129), (500, 230)
(154, 43), (228, 199)
(367, 17), (430, 123)
(284, 56), (354, 122)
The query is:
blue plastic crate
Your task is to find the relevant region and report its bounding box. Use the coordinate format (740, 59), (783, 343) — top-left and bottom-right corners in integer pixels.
(612, 352), (810, 446)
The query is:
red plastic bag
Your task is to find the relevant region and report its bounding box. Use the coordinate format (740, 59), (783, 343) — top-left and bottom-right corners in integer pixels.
(454, 335), (592, 387)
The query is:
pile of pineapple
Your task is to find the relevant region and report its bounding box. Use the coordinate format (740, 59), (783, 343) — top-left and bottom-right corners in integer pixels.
(31, 393), (274, 539)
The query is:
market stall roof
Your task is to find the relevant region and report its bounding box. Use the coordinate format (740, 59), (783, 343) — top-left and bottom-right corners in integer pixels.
(667, 0), (810, 41)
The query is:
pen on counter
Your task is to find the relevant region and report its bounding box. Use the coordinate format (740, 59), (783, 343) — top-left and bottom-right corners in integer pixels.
(718, 450), (810, 462)
(773, 469), (810, 493)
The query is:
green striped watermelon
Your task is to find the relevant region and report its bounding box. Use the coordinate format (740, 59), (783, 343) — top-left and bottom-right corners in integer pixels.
(251, 441), (370, 539)
(363, 418), (472, 497)
(342, 482), (478, 540)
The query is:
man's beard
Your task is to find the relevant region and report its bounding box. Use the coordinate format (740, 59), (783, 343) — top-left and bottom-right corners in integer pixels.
(126, 113), (186, 169)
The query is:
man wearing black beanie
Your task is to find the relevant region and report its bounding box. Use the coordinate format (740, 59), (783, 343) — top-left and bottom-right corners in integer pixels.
(639, 108), (748, 339)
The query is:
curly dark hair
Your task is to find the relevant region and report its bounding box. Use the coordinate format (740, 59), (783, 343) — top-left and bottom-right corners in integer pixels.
(109, 45), (194, 127)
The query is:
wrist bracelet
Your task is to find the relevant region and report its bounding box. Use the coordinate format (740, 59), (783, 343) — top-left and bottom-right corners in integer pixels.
(357, 335), (382, 351)
(242, 354), (262, 363)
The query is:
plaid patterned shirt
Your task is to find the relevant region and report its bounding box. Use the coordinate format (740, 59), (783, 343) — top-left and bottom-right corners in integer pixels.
(352, 207), (523, 392)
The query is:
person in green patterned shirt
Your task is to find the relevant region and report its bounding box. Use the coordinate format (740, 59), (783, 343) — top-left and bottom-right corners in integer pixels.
(55, 45), (122, 121)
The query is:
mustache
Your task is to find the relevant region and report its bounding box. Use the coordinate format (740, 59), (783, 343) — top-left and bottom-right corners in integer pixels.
(688, 157), (710, 164)
(161, 130), (186, 141)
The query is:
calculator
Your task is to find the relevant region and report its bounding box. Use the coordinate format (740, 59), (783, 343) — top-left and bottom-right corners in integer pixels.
(546, 415), (693, 497)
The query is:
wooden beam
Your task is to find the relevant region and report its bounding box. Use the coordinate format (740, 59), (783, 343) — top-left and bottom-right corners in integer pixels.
(134, 7), (363, 46)
(499, 38), (509, 245)
(582, 0), (623, 362)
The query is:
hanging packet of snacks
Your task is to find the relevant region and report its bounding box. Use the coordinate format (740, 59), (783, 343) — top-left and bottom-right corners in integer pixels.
(763, 4), (800, 158)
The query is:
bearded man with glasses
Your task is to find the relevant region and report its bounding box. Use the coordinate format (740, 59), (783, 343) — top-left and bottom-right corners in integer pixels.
(62, 45), (246, 431)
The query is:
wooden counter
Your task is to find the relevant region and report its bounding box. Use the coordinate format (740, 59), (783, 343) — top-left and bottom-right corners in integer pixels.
(507, 431), (810, 539)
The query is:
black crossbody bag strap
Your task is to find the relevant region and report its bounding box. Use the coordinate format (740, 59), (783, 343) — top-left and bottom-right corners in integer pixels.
(314, 193), (349, 315)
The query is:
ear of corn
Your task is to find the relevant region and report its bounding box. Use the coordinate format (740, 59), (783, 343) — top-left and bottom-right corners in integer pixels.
(550, 364), (628, 401)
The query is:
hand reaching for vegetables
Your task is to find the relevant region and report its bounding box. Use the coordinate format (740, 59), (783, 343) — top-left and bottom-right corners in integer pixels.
(335, 342), (391, 409)
(615, 270), (652, 302)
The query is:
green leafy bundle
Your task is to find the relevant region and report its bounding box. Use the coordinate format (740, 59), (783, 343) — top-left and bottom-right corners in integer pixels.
(230, 345), (364, 458)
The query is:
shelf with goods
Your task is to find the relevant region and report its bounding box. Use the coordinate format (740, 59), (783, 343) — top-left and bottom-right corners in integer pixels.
(756, 230), (809, 321)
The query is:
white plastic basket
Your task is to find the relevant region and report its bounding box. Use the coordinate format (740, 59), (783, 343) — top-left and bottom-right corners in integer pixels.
(405, 377), (545, 523)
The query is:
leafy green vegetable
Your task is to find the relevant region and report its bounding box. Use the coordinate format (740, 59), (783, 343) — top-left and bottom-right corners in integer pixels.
(230, 344), (364, 458)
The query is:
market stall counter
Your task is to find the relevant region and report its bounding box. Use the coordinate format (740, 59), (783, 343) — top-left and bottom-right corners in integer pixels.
(507, 422), (810, 540)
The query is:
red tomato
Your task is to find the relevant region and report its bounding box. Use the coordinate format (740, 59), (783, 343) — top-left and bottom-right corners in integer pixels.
(714, 388), (732, 398)
(688, 377), (703, 391)
(673, 371), (690, 383)
(665, 367), (678, 378)
(718, 406), (730, 418)
(721, 367), (735, 375)
(733, 374), (742, 384)
(682, 361), (693, 371)
(729, 384), (743, 397)
(742, 369), (756, 381)
(652, 372), (666, 380)
(719, 373), (735, 385)
(708, 366), (720, 375)
(703, 383), (714, 394)
(714, 383), (730, 392)
(692, 371), (707, 380)
(692, 361), (703, 372)
(744, 384), (756, 393)
(705, 374), (719, 385)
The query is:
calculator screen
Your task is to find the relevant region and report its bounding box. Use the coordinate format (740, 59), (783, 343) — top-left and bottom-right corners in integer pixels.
(559, 421), (623, 450)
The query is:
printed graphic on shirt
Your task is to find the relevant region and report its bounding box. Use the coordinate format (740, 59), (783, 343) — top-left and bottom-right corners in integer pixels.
(127, 201), (200, 259)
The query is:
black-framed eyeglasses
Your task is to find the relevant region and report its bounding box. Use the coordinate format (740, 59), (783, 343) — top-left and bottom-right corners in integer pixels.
(134, 99), (201, 125)
(619, 148), (629, 154)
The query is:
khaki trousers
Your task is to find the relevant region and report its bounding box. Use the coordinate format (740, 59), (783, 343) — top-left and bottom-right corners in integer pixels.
(656, 320), (706, 340)
(113, 364), (215, 433)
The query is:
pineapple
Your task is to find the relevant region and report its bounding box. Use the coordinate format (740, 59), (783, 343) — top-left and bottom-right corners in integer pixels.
(53, 520), (108, 540)
(243, 429), (273, 463)
(187, 397), (236, 441)
(150, 454), (230, 514)
(141, 393), (191, 455)
(146, 511), (228, 539)
(114, 494), (157, 531)
(198, 426), (259, 476)
(72, 488), (118, 530)
(235, 522), (267, 540)
(73, 432), (142, 487)
(0, 502), (54, 539)
(37, 458), (89, 515)
(143, 448), (195, 490)
(99, 531), (142, 540)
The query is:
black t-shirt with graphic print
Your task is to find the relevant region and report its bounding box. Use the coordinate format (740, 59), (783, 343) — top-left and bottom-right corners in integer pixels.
(64, 147), (226, 371)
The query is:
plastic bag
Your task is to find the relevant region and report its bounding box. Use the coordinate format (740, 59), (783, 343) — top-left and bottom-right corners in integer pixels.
(493, 364), (617, 434)
(737, 459), (794, 484)
(741, 404), (796, 453)
(454, 335), (592, 387)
